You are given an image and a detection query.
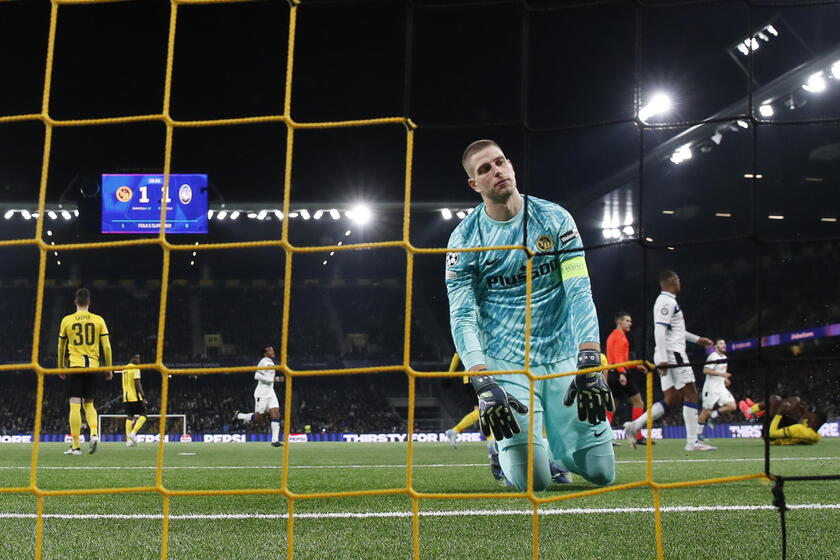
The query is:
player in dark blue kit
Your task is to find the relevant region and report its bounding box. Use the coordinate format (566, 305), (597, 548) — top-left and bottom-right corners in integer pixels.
(445, 139), (615, 490)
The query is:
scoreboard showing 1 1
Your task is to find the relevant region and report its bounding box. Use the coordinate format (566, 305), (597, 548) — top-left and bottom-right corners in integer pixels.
(101, 174), (209, 234)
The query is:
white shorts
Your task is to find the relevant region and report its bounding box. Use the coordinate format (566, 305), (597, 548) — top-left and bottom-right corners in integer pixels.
(254, 391), (279, 414)
(702, 386), (735, 410)
(659, 352), (694, 392)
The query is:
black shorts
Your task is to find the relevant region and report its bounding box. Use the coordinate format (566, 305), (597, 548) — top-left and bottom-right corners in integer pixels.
(124, 400), (146, 416)
(66, 369), (101, 399)
(608, 369), (640, 398)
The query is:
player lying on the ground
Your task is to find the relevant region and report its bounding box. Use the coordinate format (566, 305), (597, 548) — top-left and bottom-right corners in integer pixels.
(741, 395), (826, 445)
(233, 345), (285, 447)
(446, 407), (571, 486)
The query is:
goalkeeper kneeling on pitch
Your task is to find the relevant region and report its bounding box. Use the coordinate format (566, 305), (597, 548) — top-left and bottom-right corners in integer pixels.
(445, 139), (616, 491)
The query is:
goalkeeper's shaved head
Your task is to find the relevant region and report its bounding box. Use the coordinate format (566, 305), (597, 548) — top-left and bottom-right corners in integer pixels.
(462, 139), (502, 177)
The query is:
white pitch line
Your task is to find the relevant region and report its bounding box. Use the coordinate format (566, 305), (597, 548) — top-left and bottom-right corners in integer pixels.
(0, 504), (838, 520)
(0, 456), (837, 470)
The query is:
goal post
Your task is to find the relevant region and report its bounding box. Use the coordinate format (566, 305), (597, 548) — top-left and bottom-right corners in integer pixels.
(98, 414), (187, 440)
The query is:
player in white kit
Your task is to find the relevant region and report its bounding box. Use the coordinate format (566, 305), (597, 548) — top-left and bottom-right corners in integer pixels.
(697, 339), (736, 440)
(233, 345), (284, 447)
(623, 271), (716, 451)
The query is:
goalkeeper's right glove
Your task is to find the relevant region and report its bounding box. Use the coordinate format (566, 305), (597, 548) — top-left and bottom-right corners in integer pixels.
(471, 374), (529, 441)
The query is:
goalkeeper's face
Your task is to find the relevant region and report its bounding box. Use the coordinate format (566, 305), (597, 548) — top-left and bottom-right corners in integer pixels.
(466, 145), (517, 204)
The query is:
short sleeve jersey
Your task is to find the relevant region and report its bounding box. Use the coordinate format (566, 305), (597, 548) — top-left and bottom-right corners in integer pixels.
(445, 196), (599, 369)
(121, 366), (142, 402)
(58, 312), (109, 368)
(254, 357), (275, 396)
(652, 292), (688, 364)
(703, 351), (727, 391)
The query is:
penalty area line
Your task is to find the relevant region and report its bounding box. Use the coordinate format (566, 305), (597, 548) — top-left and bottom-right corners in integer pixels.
(0, 504), (838, 520)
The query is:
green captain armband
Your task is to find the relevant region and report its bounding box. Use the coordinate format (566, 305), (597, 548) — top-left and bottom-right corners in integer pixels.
(560, 256), (589, 280)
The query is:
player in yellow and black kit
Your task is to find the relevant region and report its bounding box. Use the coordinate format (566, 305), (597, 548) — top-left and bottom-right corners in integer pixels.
(740, 395), (826, 445)
(120, 354), (146, 447)
(57, 288), (112, 455)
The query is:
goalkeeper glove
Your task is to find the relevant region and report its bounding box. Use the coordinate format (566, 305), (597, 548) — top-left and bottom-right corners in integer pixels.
(471, 374), (529, 441)
(563, 349), (615, 425)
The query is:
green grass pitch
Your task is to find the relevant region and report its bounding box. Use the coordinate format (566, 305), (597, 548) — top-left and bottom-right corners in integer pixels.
(1, 439), (838, 559)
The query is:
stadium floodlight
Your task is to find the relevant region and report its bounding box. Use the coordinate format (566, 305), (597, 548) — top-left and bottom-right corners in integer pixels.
(662, 209), (675, 215)
(56, 260), (61, 265)
(73, 210), (79, 217)
(229, 211), (240, 220)
(638, 93), (672, 122)
(313, 210), (323, 220)
(54, 251), (58, 256)
(766, 24), (778, 36)
(758, 103), (774, 117)
(645, 237), (654, 242)
(256, 210), (267, 220)
(274, 210), (284, 220)
(48, 210), (57, 220)
(322, 260), (327, 266)
(768, 214), (784, 220)
(61, 210), (71, 220)
(300, 209), (311, 220)
(190, 260), (194, 266)
(32, 212), (39, 218)
(217, 210), (228, 220)
(3, 210), (13, 219)
(831, 60), (840, 80)
(622, 225), (634, 236)
(208, 210), (214, 219)
(329, 209), (340, 220)
(247, 212), (257, 219)
(669, 144), (692, 164)
(441, 208), (453, 220)
(47, 230), (52, 236)
(711, 131), (723, 145)
(345, 230), (351, 236)
(348, 204), (372, 225)
(288, 212), (298, 218)
(802, 72), (827, 93)
(330, 251), (334, 256)
(456, 211), (466, 219)
(21, 209), (31, 220)
(821, 217), (837, 222)
(736, 120), (749, 129)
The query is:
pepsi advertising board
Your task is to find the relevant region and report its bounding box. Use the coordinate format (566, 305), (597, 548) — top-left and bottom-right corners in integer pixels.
(101, 174), (208, 234)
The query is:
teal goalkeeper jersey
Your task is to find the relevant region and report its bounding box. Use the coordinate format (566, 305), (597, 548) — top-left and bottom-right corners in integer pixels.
(445, 195), (599, 370)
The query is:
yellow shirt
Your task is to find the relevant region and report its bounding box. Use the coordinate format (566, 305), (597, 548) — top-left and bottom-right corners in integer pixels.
(121, 366), (142, 402)
(57, 311), (111, 369)
(769, 414), (821, 445)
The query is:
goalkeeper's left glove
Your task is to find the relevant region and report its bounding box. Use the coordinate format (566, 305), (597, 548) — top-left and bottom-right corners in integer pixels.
(563, 349), (615, 425)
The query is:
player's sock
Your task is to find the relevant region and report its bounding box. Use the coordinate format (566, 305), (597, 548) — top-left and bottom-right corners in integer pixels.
(683, 402), (700, 445)
(69, 403), (82, 449)
(125, 419), (133, 439)
(237, 412), (254, 423)
(271, 419), (280, 442)
(83, 402), (99, 438)
(631, 407), (644, 440)
(697, 423), (706, 437)
(606, 411), (614, 425)
(132, 415), (147, 434)
(454, 410), (479, 433)
(632, 401), (667, 431)
(710, 410), (720, 419)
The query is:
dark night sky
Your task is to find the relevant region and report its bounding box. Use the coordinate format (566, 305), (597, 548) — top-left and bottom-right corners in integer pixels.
(2, 0), (840, 345)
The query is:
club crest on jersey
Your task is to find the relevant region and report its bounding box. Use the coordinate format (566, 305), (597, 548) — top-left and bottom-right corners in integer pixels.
(445, 252), (459, 268)
(660, 307), (669, 315)
(535, 235), (553, 252)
